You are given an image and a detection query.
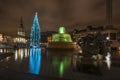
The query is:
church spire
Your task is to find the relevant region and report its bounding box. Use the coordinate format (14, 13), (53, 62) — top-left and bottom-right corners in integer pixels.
(18, 16), (25, 37)
(20, 16), (24, 28)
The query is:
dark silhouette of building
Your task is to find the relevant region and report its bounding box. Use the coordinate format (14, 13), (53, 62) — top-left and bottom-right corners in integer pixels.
(18, 17), (25, 37)
(106, 0), (112, 25)
(13, 17), (27, 48)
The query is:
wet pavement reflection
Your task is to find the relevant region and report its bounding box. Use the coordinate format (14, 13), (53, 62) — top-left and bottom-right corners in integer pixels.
(0, 48), (120, 80)
(29, 48), (41, 74)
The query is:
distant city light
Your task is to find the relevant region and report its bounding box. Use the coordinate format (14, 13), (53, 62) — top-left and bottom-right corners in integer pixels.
(106, 36), (110, 40)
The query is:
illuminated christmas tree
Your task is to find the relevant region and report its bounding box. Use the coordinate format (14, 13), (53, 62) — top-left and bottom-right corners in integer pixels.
(30, 12), (40, 47)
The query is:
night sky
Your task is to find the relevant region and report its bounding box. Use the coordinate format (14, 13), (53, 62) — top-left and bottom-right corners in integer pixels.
(0, 0), (120, 36)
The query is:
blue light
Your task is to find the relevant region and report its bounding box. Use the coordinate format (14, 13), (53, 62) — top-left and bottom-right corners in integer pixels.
(29, 48), (41, 74)
(30, 12), (41, 47)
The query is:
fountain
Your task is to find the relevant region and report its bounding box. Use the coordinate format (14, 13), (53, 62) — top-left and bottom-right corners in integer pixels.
(52, 26), (72, 42)
(47, 26), (77, 49)
(30, 12), (41, 48)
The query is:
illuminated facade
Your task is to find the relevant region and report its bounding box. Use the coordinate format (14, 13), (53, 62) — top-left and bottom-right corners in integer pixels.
(73, 25), (119, 50)
(3, 35), (13, 42)
(14, 37), (26, 43)
(0, 34), (13, 42)
(73, 25), (119, 41)
(14, 17), (27, 43)
(45, 31), (57, 42)
(47, 36), (52, 42)
(0, 34), (3, 42)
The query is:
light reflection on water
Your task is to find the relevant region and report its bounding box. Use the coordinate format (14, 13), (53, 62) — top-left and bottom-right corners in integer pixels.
(0, 49), (2, 53)
(29, 48), (41, 74)
(72, 52), (112, 75)
(0, 48), (13, 53)
(15, 48), (29, 61)
(105, 52), (111, 70)
(5, 48), (120, 79)
(52, 56), (71, 77)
